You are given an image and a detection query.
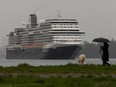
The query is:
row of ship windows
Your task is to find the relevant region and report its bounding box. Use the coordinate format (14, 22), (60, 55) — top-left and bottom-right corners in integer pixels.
(21, 39), (52, 41)
(52, 24), (77, 26)
(9, 34), (83, 38)
(50, 34), (83, 36)
(22, 32), (49, 36)
(40, 24), (50, 26)
(9, 37), (52, 41)
(9, 36), (52, 40)
(9, 40), (52, 44)
(50, 32), (85, 34)
(33, 31), (48, 34)
(9, 38), (82, 42)
(9, 35), (82, 40)
(15, 29), (49, 34)
(53, 35), (82, 36)
(9, 40), (52, 45)
(11, 29), (80, 37)
(21, 37), (52, 40)
(9, 41), (21, 43)
(9, 42), (20, 44)
(21, 40), (52, 43)
(54, 40), (81, 42)
(53, 37), (81, 39)
(51, 30), (79, 31)
(40, 27), (51, 29)
(9, 40), (82, 44)
(52, 27), (78, 28)
(9, 42), (21, 44)
(21, 35), (52, 39)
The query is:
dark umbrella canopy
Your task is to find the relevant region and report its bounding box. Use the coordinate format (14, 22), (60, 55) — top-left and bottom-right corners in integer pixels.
(92, 37), (110, 43)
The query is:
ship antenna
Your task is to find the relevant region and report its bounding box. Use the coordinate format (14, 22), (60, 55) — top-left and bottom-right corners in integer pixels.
(56, 10), (62, 19)
(22, 21), (26, 28)
(33, 7), (38, 14)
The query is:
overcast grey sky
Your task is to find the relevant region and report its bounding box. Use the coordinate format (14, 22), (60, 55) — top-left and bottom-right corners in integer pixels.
(0, 0), (116, 46)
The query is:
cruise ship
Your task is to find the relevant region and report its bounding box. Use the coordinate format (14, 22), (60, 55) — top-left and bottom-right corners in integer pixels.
(6, 14), (85, 59)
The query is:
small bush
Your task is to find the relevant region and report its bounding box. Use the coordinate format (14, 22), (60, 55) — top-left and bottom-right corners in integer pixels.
(17, 63), (31, 67)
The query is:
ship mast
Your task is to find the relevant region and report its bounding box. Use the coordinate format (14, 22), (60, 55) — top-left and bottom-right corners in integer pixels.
(56, 10), (62, 19)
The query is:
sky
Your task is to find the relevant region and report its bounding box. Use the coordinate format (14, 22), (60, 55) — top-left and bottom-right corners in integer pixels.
(0, 0), (116, 46)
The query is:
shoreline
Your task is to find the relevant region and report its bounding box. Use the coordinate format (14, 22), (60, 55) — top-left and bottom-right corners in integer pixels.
(0, 58), (116, 67)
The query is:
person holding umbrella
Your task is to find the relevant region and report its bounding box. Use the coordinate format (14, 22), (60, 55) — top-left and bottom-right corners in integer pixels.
(100, 42), (110, 66)
(93, 37), (111, 66)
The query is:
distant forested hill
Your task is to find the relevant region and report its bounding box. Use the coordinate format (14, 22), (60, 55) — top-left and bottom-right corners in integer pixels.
(81, 39), (116, 58)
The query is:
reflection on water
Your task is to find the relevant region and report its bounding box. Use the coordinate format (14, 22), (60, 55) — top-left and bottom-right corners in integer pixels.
(0, 58), (116, 67)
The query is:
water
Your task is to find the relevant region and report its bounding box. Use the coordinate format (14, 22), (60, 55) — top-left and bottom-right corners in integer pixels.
(0, 58), (116, 67)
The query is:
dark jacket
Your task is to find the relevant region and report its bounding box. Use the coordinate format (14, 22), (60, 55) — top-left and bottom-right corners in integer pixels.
(101, 43), (109, 61)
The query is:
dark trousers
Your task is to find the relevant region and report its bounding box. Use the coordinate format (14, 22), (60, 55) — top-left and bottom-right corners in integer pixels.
(103, 61), (111, 66)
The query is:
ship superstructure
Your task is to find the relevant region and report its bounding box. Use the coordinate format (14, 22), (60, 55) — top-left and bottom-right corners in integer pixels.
(6, 14), (85, 59)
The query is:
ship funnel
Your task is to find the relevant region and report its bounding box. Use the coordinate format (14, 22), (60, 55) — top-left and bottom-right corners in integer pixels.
(30, 14), (37, 28)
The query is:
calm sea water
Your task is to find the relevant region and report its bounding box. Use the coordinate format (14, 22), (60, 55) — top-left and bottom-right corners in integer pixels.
(0, 58), (116, 67)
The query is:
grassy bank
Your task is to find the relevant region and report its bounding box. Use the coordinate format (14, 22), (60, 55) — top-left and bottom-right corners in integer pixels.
(0, 63), (116, 74)
(0, 76), (116, 87)
(0, 64), (116, 87)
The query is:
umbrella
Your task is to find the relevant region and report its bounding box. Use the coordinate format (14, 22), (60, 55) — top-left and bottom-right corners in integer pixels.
(92, 37), (110, 43)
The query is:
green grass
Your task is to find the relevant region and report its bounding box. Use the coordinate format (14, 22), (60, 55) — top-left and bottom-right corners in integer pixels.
(0, 64), (115, 87)
(0, 63), (116, 74)
(0, 76), (116, 87)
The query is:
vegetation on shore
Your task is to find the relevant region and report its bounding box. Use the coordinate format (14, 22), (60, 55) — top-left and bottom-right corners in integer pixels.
(0, 63), (116, 74)
(0, 63), (116, 87)
(0, 76), (116, 87)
